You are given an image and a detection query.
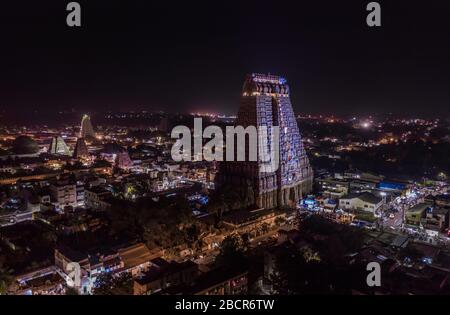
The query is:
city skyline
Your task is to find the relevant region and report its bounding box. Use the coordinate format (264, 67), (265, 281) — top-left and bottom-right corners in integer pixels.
(0, 70), (448, 296)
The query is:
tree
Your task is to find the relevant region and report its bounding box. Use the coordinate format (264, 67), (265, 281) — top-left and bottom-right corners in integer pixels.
(223, 186), (243, 211)
(108, 199), (141, 237)
(271, 245), (334, 294)
(275, 217), (286, 226)
(241, 233), (251, 250)
(271, 216), (367, 294)
(0, 262), (13, 295)
(261, 222), (270, 235)
(206, 192), (227, 222)
(92, 272), (133, 295)
(186, 223), (201, 244)
(108, 195), (197, 250)
(215, 234), (247, 269)
(301, 246), (321, 263)
(207, 185), (244, 223)
(398, 245), (422, 262)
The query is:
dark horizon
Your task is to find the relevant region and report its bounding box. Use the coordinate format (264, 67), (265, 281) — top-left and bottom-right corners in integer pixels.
(0, 0), (449, 118)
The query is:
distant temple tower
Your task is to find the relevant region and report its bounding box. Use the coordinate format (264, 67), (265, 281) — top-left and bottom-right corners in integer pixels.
(49, 136), (70, 156)
(115, 151), (133, 170)
(73, 138), (89, 159)
(217, 74), (313, 209)
(80, 114), (96, 139)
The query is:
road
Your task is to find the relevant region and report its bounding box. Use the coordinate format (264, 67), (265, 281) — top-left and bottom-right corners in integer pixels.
(380, 183), (450, 242)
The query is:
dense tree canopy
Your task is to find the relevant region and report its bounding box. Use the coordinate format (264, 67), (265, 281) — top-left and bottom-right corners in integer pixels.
(215, 234), (248, 269)
(92, 272), (133, 295)
(0, 260), (13, 294)
(108, 195), (203, 249)
(272, 216), (368, 294)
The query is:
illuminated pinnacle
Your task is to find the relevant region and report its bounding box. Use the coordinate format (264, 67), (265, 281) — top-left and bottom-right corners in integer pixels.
(80, 114), (96, 139)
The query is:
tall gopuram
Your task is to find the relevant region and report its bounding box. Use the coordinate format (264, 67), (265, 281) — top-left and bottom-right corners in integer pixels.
(216, 73), (313, 209)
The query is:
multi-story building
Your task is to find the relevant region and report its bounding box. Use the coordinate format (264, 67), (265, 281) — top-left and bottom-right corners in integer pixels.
(50, 177), (78, 210)
(316, 177), (350, 199)
(217, 74), (313, 209)
(133, 258), (247, 296)
(55, 242), (157, 295)
(50, 176), (84, 209)
(435, 194), (450, 207)
(84, 186), (112, 210)
(405, 203), (431, 226)
(421, 207), (449, 238)
(134, 259), (199, 295)
(221, 208), (285, 238)
(189, 269), (248, 295)
(339, 192), (383, 213)
(76, 181), (85, 207)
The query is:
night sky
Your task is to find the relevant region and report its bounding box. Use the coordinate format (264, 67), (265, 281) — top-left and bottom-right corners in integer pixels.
(0, 0), (449, 117)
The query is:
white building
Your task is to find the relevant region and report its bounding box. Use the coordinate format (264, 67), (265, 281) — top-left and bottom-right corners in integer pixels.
(339, 192), (383, 213)
(50, 179), (78, 210)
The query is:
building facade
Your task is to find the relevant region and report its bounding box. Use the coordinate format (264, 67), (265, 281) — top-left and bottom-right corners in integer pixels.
(84, 187), (112, 210)
(48, 136), (70, 156)
(339, 192), (383, 213)
(50, 180), (77, 210)
(73, 138), (89, 159)
(217, 74), (313, 209)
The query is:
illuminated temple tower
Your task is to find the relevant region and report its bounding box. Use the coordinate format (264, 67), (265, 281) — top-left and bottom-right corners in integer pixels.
(115, 151), (133, 170)
(80, 114), (95, 139)
(73, 138), (89, 159)
(48, 136), (70, 156)
(217, 74), (313, 209)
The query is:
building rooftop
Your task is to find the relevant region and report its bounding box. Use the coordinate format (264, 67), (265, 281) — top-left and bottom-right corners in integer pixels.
(85, 186), (111, 194)
(407, 203), (432, 214)
(343, 192), (382, 204)
(135, 260), (198, 285)
(222, 208), (282, 226)
(249, 73), (287, 84)
(187, 267), (248, 294)
(118, 243), (155, 270)
(391, 235), (409, 248)
(56, 244), (87, 262)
